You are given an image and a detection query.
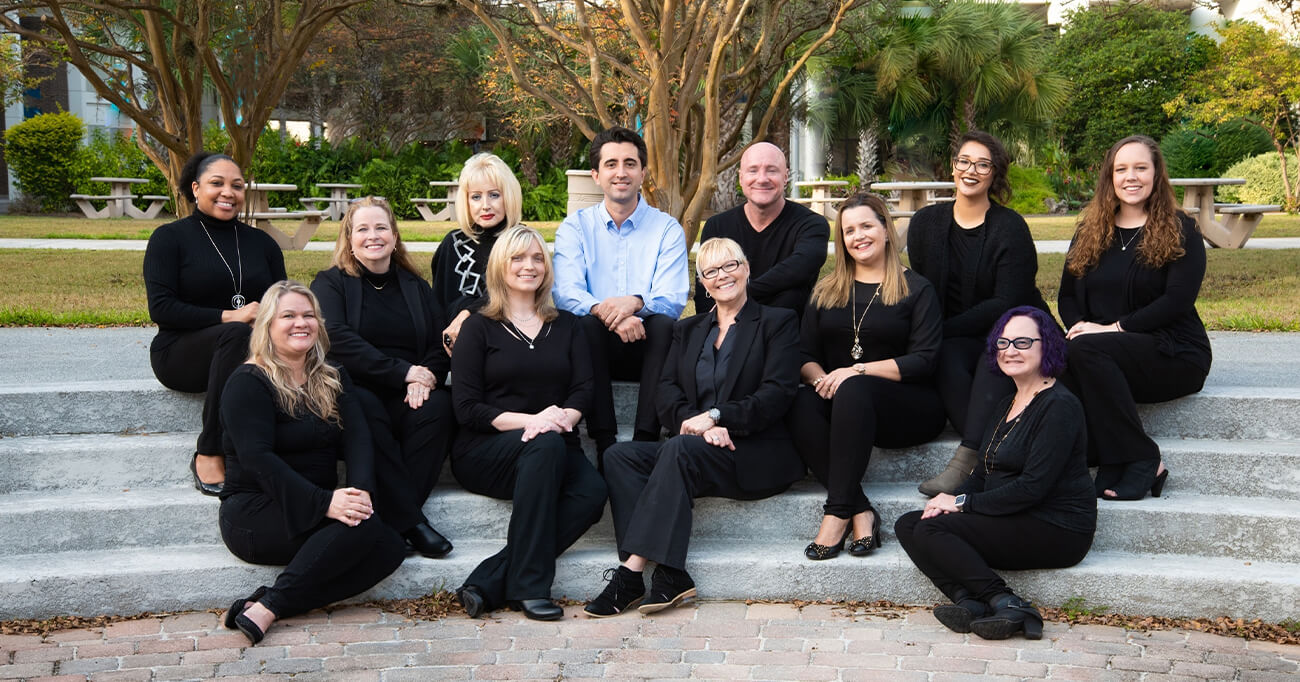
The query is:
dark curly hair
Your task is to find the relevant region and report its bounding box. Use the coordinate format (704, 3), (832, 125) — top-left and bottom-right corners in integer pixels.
(955, 130), (1012, 206)
(985, 305), (1067, 378)
(178, 151), (240, 202)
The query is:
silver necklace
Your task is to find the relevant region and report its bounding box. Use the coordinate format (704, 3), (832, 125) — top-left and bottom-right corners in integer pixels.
(1118, 225), (1142, 251)
(501, 319), (546, 350)
(850, 282), (881, 361)
(198, 218), (244, 308)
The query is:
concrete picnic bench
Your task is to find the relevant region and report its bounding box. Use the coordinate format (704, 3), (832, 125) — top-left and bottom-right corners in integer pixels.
(71, 177), (169, 219)
(869, 180), (956, 241)
(410, 181), (458, 221)
(791, 179), (850, 217)
(1170, 178), (1282, 249)
(299, 183), (362, 221)
(243, 182), (326, 250)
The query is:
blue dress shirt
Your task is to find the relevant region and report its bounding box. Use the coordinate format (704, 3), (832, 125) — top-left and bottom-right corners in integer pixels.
(553, 196), (689, 319)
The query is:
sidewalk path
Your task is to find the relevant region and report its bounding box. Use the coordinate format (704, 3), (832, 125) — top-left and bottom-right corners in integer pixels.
(2, 602), (1297, 681)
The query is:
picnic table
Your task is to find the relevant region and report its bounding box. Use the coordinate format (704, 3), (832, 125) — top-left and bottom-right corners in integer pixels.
(868, 181), (956, 241)
(242, 183), (326, 250)
(71, 177), (168, 219)
(300, 183), (362, 221)
(792, 180), (850, 217)
(411, 181), (459, 222)
(1169, 178), (1281, 249)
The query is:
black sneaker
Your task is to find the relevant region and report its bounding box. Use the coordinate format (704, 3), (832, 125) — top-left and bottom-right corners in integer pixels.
(584, 566), (645, 618)
(638, 565), (696, 614)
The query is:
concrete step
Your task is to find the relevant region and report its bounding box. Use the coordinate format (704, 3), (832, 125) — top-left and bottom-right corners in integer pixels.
(4, 381), (1300, 440)
(5, 482), (1298, 564)
(2, 540), (1296, 622)
(6, 431), (1300, 500)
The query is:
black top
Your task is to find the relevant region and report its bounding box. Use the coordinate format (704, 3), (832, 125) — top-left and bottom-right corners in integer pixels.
(955, 384), (1096, 535)
(310, 265), (450, 391)
(694, 323), (738, 409)
(449, 310), (593, 458)
(693, 202), (829, 315)
(143, 210), (287, 352)
(945, 223), (983, 315)
(799, 270), (942, 382)
(1058, 214), (1212, 374)
(906, 201), (1048, 339)
(658, 299), (804, 492)
(429, 221), (507, 320)
(219, 364), (376, 538)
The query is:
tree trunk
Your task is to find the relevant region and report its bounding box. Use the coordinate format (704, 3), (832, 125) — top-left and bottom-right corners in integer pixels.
(856, 125), (878, 185)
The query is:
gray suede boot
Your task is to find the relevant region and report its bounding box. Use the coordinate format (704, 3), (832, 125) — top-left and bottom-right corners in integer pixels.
(918, 445), (979, 497)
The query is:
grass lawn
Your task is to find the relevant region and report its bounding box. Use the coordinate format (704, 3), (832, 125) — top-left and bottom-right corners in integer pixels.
(0, 215), (562, 242)
(1, 247), (1296, 330)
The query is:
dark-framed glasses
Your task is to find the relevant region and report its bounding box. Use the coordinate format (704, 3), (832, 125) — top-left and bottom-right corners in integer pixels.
(700, 259), (743, 280)
(995, 336), (1040, 350)
(953, 157), (993, 175)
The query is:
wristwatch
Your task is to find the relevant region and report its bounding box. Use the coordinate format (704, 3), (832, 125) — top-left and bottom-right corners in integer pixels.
(953, 494), (967, 512)
(708, 407), (721, 424)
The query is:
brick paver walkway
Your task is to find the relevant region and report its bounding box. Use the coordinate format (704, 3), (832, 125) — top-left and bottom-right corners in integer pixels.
(2, 602), (1297, 681)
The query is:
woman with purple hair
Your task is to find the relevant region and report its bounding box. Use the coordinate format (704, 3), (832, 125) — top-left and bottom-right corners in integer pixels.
(894, 306), (1096, 640)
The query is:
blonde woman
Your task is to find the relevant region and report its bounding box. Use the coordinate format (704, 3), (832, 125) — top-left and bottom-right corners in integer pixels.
(791, 193), (945, 561)
(218, 281), (405, 645)
(311, 197), (455, 558)
(430, 152), (525, 354)
(450, 226), (607, 621)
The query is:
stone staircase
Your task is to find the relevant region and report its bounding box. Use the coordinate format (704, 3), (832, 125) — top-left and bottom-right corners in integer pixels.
(1, 329), (1298, 622)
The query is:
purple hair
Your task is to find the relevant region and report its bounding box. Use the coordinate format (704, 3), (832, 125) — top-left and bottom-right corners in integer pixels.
(986, 306), (1068, 378)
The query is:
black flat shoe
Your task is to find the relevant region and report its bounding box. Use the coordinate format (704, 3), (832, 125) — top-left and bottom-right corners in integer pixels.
(1101, 460), (1164, 501)
(403, 523), (453, 558)
(507, 598), (564, 621)
(190, 453), (223, 497)
(457, 584), (487, 619)
(847, 510), (883, 557)
(638, 565), (696, 614)
(223, 586), (267, 630)
(233, 612), (265, 645)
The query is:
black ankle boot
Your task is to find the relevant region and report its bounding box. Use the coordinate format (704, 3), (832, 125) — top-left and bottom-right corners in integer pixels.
(969, 593), (1043, 640)
(932, 588), (988, 633)
(584, 566), (646, 618)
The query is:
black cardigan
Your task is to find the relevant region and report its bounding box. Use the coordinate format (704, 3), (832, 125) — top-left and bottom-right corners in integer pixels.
(310, 265), (450, 389)
(1058, 214), (1212, 374)
(955, 383), (1096, 535)
(657, 299), (803, 492)
(906, 201), (1048, 339)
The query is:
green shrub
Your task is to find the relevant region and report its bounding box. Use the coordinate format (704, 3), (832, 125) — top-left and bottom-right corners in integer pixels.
(1211, 120), (1275, 175)
(1217, 151), (1299, 206)
(3, 112), (85, 212)
(522, 167), (567, 221)
(1161, 120), (1275, 179)
(74, 129), (170, 211)
(1007, 165), (1058, 215)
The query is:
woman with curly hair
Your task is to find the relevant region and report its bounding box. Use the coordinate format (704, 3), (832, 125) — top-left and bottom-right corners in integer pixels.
(1058, 135), (1211, 500)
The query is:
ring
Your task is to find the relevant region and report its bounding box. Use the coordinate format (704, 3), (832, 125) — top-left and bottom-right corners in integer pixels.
(443, 334), (452, 345)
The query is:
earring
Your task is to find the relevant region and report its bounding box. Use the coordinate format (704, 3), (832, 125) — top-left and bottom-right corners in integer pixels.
(705, 291), (712, 299)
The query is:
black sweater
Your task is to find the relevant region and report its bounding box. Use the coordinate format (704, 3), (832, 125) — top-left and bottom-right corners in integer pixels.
(799, 269), (942, 382)
(219, 364), (375, 538)
(449, 311), (593, 458)
(429, 222), (507, 320)
(906, 201), (1048, 338)
(955, 384), (1096, 535)
(1058, 214), (1212, 374)
(694, 202), (829, 314)
(311, 265), (450, 390)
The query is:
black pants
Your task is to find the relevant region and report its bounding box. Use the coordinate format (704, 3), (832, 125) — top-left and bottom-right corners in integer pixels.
(606, 437), (791, 570)
(151, 322), (252, 455)
(1060, 333), (1207, 466)
(895, 510), (1093, 604)
(578, 313), (674, 443)
(219, 492), (406, 618)
(790, 377), (946, 518)
(936, 336), (1015, 449)
(351, 385), (455, 533)
(451, 431), (606, 608)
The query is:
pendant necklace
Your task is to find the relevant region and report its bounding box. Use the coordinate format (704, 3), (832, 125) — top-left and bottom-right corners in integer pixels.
(849, 282), (881, 361)
(363, 275), (387, 291)
(1118, 225), (1142, 251)
(502, 318), (547, 350)
(983, 379), (1053, 474)
(198, 218), (244, 309)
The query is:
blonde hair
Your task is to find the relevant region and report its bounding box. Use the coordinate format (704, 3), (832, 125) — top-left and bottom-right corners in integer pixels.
(811, 193), (909, 309)
(331, 197), (418, 277)
(695, 237), (748, 277)
(247, 280), (342, 423)
(455, 153), (523, 240)
(478, 225), (559, 323)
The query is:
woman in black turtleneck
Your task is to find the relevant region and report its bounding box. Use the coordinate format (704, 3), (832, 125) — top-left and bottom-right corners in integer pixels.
(429, 152), (524, 355)
(310, 197), (456, 559)
(144, 152), (286, 497)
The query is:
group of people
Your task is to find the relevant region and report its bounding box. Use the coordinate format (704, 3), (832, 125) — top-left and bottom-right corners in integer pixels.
(143, 124), (1210, 643)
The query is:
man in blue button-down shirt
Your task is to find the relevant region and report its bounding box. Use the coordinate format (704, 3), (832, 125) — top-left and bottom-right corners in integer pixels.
(553, 126), (689, 467)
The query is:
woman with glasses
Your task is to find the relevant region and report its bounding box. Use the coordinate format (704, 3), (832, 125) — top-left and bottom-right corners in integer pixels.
(310, 197), (456, 559)
(1058, 135), (1210, 500)
(583, 238), (802, 617)
(895, 306), (1095, 640)
(908, 131), (1049, 498)
(791, 193), (945, 561)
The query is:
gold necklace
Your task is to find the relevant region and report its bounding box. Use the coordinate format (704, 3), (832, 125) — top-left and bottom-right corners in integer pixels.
(850, 283), (881, 361)
(983, 380), (1052, 474)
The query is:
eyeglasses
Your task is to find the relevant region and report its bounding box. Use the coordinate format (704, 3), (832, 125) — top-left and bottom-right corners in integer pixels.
(953, 158), (993, 175)
(700, 260), (742, 280)
(995, 337), (1040, 350)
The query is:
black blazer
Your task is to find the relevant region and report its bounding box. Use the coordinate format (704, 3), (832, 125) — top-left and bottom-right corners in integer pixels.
(656, 299), (804, 492)
(310, 266), (450, 390)
(906, 201), (1048, 338)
